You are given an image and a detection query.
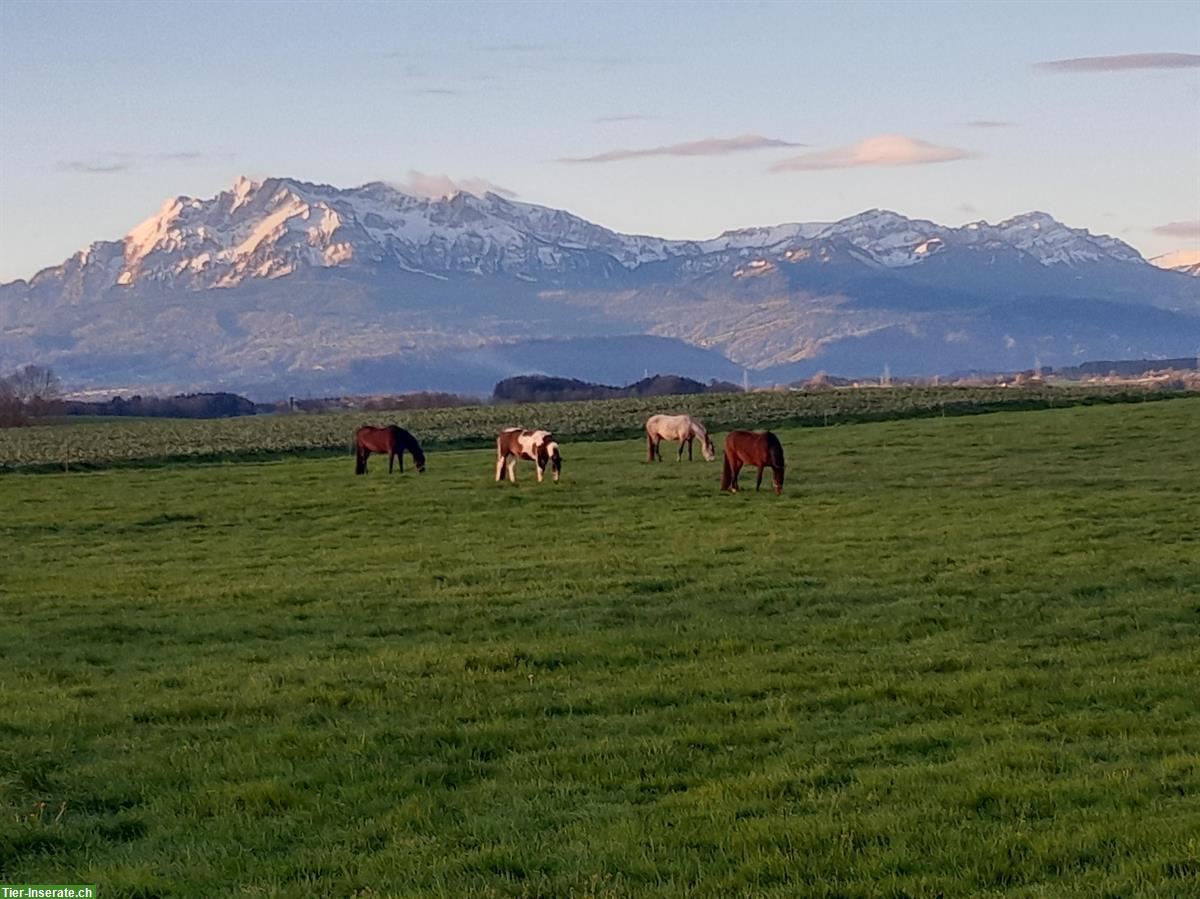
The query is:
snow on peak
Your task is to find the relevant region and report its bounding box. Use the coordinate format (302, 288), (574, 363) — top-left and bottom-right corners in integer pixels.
(989, 211), (1144, 266)
(699, 222), (827, 253)
(35, 178), (1157, 294)
(230, 175), (258, 212)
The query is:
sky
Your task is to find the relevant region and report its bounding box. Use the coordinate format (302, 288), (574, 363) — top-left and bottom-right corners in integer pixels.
(0, 0), (1198, 283)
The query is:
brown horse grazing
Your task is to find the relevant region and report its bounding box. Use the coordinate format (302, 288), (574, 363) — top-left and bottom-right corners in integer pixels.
(645, 414), (716, 462)
(720, 430), (784, 495)
(495, 428), (561, 483)
(355, 425), (426, 475)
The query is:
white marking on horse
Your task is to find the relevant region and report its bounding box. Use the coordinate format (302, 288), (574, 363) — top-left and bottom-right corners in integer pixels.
(496, 428), (561, 484)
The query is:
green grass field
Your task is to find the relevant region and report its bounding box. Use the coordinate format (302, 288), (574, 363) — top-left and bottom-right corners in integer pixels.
(2, 399), (1198, 897)
(0, 384), (1184, 472)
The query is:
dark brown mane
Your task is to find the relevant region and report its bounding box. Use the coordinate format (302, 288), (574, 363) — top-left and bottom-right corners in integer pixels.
(355, 425), (425, 475)
(720, 430), (784, 494)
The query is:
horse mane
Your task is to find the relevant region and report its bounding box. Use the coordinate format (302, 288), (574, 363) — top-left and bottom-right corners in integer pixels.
(766, 431), (784, 467)
(391, 425), (425, 466)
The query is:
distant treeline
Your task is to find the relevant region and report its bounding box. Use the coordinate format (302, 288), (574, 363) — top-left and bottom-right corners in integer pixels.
(1049, 357), (1199, 378)
(283, 392), (480, 414)
(493, 374), (742, 404)
(62, 392), (262, 419)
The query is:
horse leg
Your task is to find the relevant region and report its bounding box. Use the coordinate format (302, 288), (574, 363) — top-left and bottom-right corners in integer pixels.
(756, 466), (765, 491)
(355, 448), (365, 475)
(507, 458), (518, 483)
(398, 451), (404, 473)
(687, 438), (693, 461)
(495, 453), (507, 482)
(730, 459), (742, 492)
(389, 451), (394, 474)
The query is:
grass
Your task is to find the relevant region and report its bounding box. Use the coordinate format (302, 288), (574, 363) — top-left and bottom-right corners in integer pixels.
(1, 398), (1198, 897)
(2, 383), (1189, 472)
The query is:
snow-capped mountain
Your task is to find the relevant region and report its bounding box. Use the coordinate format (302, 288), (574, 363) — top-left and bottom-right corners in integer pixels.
(12, 177), (1156, 295)
(24, 177), (699, 295)
(2, 176), (1197, 396)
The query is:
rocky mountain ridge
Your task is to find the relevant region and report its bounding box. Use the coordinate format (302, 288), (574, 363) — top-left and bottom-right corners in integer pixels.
(2, 177), (1196, 397)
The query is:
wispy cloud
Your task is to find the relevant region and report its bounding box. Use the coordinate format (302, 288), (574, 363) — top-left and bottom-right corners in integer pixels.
(57, 151), (230, 174)
(958, 120), (1016, 128)
(1153, 220), (1200, 239)
(1035, 52), (1200, 73)
(406, 88), (460, 96)
(473, 43), (554, 53)
(58, 159), (132, 174)
(564, 55), (642, 68)
(157, 152), (213, 163)
(770, 134), (977, 171)
(391, 170), (518, 200)
(594, 114), (657, 123)
(560, 134), (803, 164)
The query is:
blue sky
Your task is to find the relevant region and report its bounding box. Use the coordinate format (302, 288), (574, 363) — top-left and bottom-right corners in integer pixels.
(1, 0), (1197, 282)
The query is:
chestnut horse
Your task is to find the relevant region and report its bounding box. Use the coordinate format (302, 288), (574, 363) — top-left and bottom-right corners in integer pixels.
(645, 414), (716, 462)
(720, 430), (784, 494)
(354, 425), (426, 475)
(495, 428), (561, 483)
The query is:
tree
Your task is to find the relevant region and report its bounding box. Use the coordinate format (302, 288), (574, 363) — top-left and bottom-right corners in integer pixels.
(0, 374), (22, 427)
(4, 364), (62, 417)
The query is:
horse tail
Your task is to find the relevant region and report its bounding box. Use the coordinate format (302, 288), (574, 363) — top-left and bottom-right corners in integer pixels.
(720, 453), (733, 491)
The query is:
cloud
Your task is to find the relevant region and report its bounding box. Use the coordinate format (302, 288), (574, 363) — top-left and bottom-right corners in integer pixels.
(559, 134), (803, 164)
(473, 43), (553, 53)
(959, 120), (1016, 128)
(156, 152), (216, 163)
(594, 114), (657, 123)
(406, 88), (460, 96)
(57, 151), (229, 174)
(1035, 52), (1200, 73)
(58, 159), (132, 174)
(770, 134), (977, 171)
(1152, 220), (1200, 239)
(391, 170), (518, 200)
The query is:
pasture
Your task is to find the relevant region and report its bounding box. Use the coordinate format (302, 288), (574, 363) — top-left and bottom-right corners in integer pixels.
(1, 398), (1198, 897)
(0, 384), (1183, 472)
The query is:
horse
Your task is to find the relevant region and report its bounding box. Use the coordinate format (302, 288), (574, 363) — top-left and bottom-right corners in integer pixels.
(495, 428), (561, 484)
(354, 425), (426, 475)
(720, 430), (784, 494)
(646, 414), (716, 462)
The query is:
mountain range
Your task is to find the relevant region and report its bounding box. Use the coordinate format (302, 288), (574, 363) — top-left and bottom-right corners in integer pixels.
(2, 176), (1197, 397)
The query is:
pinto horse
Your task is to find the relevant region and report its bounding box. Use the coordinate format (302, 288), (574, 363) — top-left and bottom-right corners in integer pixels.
(354, 425), (426, 475)
(720, 430), (784, 494)
(495, 428), (561, 484)
(646, 414), (716, 462)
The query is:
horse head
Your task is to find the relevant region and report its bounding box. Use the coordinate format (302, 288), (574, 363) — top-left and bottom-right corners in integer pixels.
(701, 433), (716, 462)
(544, 440), (562, 482)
